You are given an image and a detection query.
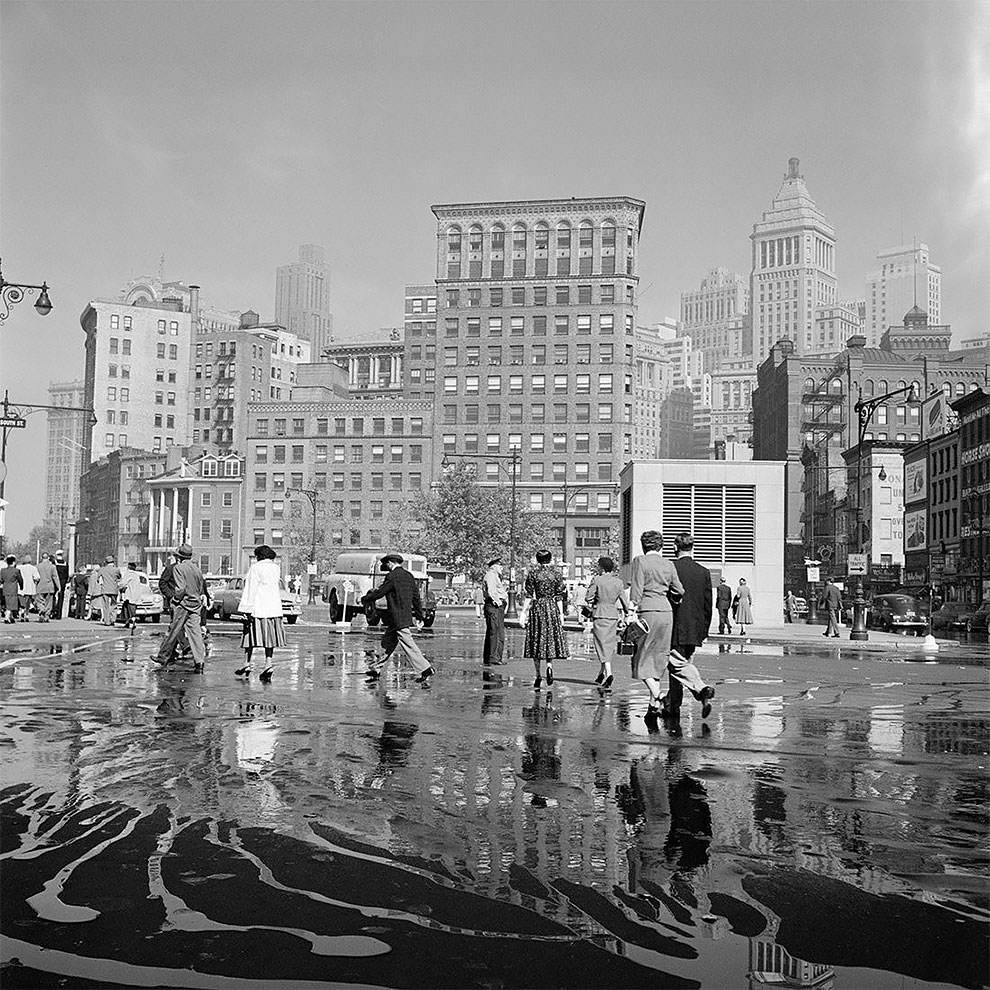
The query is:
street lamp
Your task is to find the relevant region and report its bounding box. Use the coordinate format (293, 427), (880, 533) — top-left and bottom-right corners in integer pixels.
(0, 258), (53, 325)
(285, 487), (319, 600)
(441, 447), (522, 618)
(850, 383), (917, 640)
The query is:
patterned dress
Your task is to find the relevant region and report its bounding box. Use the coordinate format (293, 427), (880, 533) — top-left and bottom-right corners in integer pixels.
(523, 566), (569, 661)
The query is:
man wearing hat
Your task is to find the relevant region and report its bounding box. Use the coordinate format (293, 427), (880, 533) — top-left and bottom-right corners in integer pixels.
(152, 545), (207, 669)
(97, 555), (121, 625)
(54, 551), (70, 618)
(35, 553), (61, 623)
(360, 554), (434, 683)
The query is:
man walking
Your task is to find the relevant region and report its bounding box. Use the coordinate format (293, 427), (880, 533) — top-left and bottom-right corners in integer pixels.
(54, 551), (70, 618)
(151, 545), (207, 669)
(482, 558), (508, 665)
(98, 556), (121, 626)
(360, 554), (433, 682)
(35, 553), (61, 623)
(715, 576), (733, 634)
(665, 532), (716, 720)
(119, 563), (143, 629)
(71, 565), (90, 619)
(18, 556), (40, 622)
(784, 589), (798, 624)
(821, 579), (842, 638)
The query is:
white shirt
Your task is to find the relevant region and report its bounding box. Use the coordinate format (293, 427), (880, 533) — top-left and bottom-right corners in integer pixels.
(18, 563), (40, 595)
(237, 559), (284, 618)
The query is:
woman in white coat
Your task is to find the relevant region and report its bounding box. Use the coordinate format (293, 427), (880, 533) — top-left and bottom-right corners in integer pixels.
(236, 545), (285, 678)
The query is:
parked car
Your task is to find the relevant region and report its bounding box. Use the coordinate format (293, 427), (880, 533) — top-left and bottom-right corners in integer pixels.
(967, 601), (990, 633)
(868, 593), (927, 635)
(71, 571), (163, 622)
(789, 596), (809, 618)
(930, 602), (978, 633)
(323, 551), (436, 627)
(210, 576), (301, 624)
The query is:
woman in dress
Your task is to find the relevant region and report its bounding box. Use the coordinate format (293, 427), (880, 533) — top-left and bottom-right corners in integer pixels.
(523, 549), (568, 688)
(2, 555), (23, 623)
(734, 578), (754, 634)
(629, 530), (685, 720)
(236, 545), (286, 680)
(584, 556), (631, 690)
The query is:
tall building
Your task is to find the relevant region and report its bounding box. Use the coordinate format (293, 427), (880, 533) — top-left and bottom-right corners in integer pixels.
(952, 387), (990, 602)
(431, 196), (645, 575)
(750, 158), (836, 362)
(710, 361), (756, 449)
(865, 243), (941, 346)
(323, 332), (404, 399)
(403, 283), (438, 401)
(812, 302), (861, 355)
(679, 268), (751, 370)
(80, 277), (194, 464)
(274, 244), (333, 356)
(44, 380), (87, 540)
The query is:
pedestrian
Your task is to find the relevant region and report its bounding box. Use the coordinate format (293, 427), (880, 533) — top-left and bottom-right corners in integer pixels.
(2, 555), (23, 623)
(119, 563), (143, 629)
(821, 579), (842, 638)
(234, 545), (286, 679)
(784, 589), (798, 624)
(522, 549), (568, 689)
(583, 555), (631, 690)
(87, 566), (103, 621)
(151, 545), (207, 670)
(156, 552), (182, 661)
(715, 577), (733, 634)
(98, 556), (122, 626)
(35, 553), (61, 623)
(733, 578), (753, 634)
(17, 556), (40, 622)
(473, 583), (484, 619)
(628, 531), (685, 721)
(481, 558), (508, 665)
(53, 551), (70, 618)
(360, 553), (434, 683)
(71, 565), (89, 619)
(664, 532), (716, 720)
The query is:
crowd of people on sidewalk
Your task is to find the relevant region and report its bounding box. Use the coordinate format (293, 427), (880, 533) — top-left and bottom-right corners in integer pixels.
(2, 551), (68, 623)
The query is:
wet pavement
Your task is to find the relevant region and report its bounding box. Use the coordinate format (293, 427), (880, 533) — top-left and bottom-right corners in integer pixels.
(1, 614), (987, 989)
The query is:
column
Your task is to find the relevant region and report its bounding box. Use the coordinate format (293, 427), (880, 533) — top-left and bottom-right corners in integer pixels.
(348, 359), (357, 386)
(148, 492), (155, 542)
(156, 490), (166, 546)
(172, 489), (179, 546)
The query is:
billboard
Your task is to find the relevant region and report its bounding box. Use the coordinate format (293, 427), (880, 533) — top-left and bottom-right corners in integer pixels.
(904, 458), (928, 503)
(904, 507), (927, 551)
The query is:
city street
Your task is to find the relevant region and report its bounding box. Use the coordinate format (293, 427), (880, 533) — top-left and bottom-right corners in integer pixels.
(1, 613), (987, 989)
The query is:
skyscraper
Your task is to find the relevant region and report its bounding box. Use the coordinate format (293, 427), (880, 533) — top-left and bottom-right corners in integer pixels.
(274, 244), (333, 357)
(750, 158), (836, 362)
(865, 243), (941, 346)
(679, 268), (751, 370)
(44, 380), (87, 541)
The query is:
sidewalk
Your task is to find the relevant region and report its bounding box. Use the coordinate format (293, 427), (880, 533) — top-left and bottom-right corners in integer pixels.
(707, 622), (947, 652)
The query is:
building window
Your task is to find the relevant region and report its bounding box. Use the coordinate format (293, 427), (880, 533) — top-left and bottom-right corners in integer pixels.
(200, 519), (211, 540)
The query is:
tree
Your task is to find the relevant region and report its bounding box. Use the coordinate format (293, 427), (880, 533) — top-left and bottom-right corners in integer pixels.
(283, 500), (345, 578)
(412, 463), (557, 580)
(5, 522), (62, 562)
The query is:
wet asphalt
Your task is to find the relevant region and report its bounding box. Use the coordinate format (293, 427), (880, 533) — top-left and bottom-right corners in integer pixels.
(1, 611), (987, 989)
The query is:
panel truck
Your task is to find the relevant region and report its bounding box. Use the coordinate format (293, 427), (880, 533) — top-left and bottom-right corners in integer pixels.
(323, 551), (436, 627)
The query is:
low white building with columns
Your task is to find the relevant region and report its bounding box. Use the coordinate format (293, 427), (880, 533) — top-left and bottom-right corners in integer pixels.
(319, 333), (404, 398)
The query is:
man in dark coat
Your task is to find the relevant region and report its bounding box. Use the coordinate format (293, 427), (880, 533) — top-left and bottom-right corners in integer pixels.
(360, 554), (433, 682)
(71, 566), (90, 619)
(664, 532), (716, 720)
(54, 551), (70, 618)
(821, 580), (842, 638)
(715, 577), (733, 634)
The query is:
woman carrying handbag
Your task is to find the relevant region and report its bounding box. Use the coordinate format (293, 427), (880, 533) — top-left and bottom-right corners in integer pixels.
(583, 556), (632, 690)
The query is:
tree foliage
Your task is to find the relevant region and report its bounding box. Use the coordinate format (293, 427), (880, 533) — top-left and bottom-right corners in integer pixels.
(4, 522), (62, 562)
(411, 463), (557, 580)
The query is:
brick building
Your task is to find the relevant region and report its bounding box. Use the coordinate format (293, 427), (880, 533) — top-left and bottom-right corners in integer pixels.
(952, 387), (990, 602)
(402, 283), (438, 401)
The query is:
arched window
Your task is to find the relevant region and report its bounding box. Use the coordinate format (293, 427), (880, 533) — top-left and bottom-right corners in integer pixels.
(955, 382), (965, 396)
(830, 377), (842, 393)
(468, 224), (482, 251)
(942, 382), (952, 398)
(556, 221), (571, 250)
(512, 222), (527, 251)
(971, 381), (980, 392)
(446, 226), (461, 252)
(490, 223), (505, 250)
(878, 380), (888, 395)
(804, 377), (815, 391)
(863, 379), (875, 397)
(534, 222), (549, 250)
(601, 221), (616, 248)
(579, 220), (593, 249)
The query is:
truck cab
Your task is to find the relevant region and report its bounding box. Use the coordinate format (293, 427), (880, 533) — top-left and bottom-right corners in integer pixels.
(323, 551), (436, 627)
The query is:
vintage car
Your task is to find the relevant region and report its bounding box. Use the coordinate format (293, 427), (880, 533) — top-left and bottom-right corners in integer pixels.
(930, 602), (978, 633)
(323, 551), (436, 627)
(210, 576), (301, 624)
(867, 594), (927, 635)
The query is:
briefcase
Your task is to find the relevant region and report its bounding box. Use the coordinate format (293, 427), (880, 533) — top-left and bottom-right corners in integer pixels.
(617, 618), (647, 655)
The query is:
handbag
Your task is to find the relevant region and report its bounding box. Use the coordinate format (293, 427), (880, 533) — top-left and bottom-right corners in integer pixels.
(618, 616), (647, 655)
(580, 604), (594, 621)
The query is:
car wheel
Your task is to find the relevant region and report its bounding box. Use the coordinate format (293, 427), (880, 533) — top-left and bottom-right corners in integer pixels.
(286, 615), (297, 625)
(422, 614), (435, 628)
(328, 594), (340, 623)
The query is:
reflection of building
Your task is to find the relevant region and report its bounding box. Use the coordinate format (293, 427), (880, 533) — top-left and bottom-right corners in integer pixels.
(274, 244), (333, 357)
(865, 243), (941, 347)
(748, 937), (835, 988)
(619, 459), (785, 621)
(45, 380), (87, 535)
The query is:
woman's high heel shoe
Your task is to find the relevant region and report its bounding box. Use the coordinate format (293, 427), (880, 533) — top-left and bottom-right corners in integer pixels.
(602, 674), (613, 690)
(594, 669), (605, 685)
(234, 665), (252, 677)
(546, 665), (554, 686)
(533, 675), (542, 689)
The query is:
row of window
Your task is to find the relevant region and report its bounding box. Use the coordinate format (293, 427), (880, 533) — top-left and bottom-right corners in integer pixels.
(253, 475), (423, 504)
(445, 220), (628, 248)
(253, 444), (426, 465)
(254, 416), (425, 438)
(441, 432), (613, 454)
(437, 313), (633, 337)
(445, 252), (631, 280)
(441, 402), (625, 425)
(443, 283), (632, 309)
(441, 372), (631, 397)
(426, 342), (631, 367)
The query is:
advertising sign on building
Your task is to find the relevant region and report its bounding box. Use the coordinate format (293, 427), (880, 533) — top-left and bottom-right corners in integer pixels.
(871, 563), (901, 584)
(904, 507), (927, 550)
(904, 458), (928, 503)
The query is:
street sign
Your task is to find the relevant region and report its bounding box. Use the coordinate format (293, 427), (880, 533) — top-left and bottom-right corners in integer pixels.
(0, 416), (27, 429)
(806, 566), (821, 583)
(847, 553), (868, 576)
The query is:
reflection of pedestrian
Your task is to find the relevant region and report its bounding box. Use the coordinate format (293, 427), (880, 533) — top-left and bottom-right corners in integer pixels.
(629, 531), (685, 720)
(821, 580), (842, 638)
(482, 558), (508, 665)
(715, 577), (732, 634)
(584, 556), (630, 690)
(237, 545), (286, 677)
(152, 545), (207, 670)
(2, 555), (23, 623)
(361, 554), (433, 682)
(666, 533), (715, 720)
(35, 553), (61, 623)
(733, 578), (753, 634)
(522, 550), (568, 688)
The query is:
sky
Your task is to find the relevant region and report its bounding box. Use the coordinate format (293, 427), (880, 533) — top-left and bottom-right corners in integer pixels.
(1, 0), (988, 541)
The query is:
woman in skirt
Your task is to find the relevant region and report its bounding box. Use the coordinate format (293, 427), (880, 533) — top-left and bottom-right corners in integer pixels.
(583, 556), (631, 690)
(522, 549), (569, 688)
(236, 545), (285, 679)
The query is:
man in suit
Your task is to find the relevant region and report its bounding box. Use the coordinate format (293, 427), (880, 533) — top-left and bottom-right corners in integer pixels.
(664, 532), (716, 720)
(715, 577), (733, 634)
(361, 554), (434, 682)
(481, 558), (508, 665)
(821, 579), (842, 638)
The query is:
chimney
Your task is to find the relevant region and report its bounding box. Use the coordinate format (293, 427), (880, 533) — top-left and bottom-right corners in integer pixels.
(189, 285), (200, 326)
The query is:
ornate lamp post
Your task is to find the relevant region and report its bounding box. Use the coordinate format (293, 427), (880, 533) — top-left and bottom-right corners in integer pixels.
(0, 259), (53, 325)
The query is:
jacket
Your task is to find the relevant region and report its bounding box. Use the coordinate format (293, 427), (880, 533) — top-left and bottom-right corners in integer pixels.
(584, 573), (629, 619)
(120, 569), (145, 604)
(172, 559), (207, 612)
(72, 571), (89, 594)
(18, 563), (40, 595)
(2, 565), (23, 598)
(362, 566), (422, 629)
(822, 584), (842, 610)
(36, 560), (61, 594)
(715, 583), (733, 611)
(88, 571), (102, 596)
(98, 564), (121, 596)
(629, 552), (684, 613)
(158, 563), (177, 601)
(671, 556), (714, 646)
(237, 559), (284, 619)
